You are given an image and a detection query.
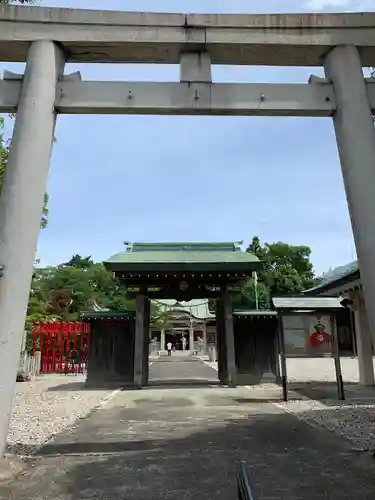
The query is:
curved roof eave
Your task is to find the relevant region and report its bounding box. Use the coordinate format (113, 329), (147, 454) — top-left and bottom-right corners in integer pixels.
(154, 299), (215, 320)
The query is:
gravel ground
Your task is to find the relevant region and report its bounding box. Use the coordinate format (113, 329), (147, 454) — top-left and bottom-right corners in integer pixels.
(284, 358), (375, 452)
(7, 374), (113, 456)
(204, 358), (375, 452)
(277, 396), (375, 452)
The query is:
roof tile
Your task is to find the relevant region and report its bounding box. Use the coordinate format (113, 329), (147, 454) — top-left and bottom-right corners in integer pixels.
(273, 296), (343, 310)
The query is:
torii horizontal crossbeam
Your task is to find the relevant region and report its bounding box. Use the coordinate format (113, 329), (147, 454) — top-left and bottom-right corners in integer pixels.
(1, 6), (375, 66)
(1, 79), (375, 117)
(0, 80), (354, 117)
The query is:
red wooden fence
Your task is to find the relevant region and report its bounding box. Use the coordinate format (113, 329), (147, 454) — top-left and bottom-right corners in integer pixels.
(32, 321), (91, 374)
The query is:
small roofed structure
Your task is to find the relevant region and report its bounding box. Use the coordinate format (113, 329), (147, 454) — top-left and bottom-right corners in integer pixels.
(80, 309), (136, 388)
(304, 260), (375, 387)
(273, 296), (344, 312)
(272, 296), (345, 402)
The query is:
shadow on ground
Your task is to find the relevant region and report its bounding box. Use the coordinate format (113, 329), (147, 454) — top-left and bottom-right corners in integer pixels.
(289, 380), (375, 401)
(48, 381), (220, 392)
(148, 378), (220, 389)
(46, 380), (364, 397)
(47, 381), (92, 392)
(2, 394), (375, 500)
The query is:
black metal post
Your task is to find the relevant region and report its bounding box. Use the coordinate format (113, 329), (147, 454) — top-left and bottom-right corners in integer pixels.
(277, 313), (288, 402)
(331, 313), (345, 400)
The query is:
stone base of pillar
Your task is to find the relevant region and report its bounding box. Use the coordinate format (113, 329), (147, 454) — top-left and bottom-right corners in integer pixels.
(352, 292), (375, 386)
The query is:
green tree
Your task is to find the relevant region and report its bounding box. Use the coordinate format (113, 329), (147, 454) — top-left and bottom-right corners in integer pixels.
(0, 1), (37, 4)
(84, 263), (135, 311)
(231, 279), (271, 311)
(25, 256), (136, 330)
(230, 237), (316, 311)
(61, 254), (94, 269)
(247, 236), (315, 296)
(26, 253), (171, 340)
(0, 117), (49, 228)
(150, 307), (173, 331)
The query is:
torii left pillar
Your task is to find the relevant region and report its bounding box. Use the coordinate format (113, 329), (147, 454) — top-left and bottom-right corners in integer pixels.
(0, 41), (64, 457)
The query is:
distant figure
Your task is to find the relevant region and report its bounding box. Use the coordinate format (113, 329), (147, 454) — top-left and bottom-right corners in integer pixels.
(167, 341), (172, 356)
(70, 348), (79, 375)
(182, 336), (187, 351)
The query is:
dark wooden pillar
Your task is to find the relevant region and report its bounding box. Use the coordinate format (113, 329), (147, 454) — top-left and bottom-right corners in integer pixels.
(134, 294), (147, 388)
(221, 283), (236, 387)
(142, 298), (150, 386)
(216, 298), (228, 385)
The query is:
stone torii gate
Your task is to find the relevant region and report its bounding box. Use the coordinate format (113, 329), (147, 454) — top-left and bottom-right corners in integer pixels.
(1, 6), (375, 456)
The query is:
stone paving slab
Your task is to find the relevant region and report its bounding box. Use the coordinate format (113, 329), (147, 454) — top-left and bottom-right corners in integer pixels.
(149, 356), (219, 384)
(1, 384), (375, 500)
(0, 455), (27, 484)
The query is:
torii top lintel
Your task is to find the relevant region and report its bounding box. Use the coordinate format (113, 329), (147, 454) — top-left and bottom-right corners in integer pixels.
(1, 6), (375, 66)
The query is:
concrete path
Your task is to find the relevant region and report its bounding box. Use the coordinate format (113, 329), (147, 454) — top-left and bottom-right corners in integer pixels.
(149, 356), (219, 385)
(1, 381), (375, 499)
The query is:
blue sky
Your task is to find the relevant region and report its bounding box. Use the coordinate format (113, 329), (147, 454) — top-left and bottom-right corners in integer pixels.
(2, 0), (374, 274)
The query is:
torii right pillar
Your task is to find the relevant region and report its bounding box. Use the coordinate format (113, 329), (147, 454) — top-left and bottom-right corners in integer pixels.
(325, 45), (375, 357)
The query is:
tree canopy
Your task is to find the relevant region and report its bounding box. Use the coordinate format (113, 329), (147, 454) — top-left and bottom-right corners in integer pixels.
(247, 236), (314, 295)
(0, 1), (36, 4)
(25, 255), (136, 336)
(231, 236), (316, 311)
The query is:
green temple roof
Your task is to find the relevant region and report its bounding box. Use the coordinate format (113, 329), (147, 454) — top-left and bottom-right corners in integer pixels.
(105, 241), (260, 273)
(125, 242), (244, 252)
(155, 299), (215, 319)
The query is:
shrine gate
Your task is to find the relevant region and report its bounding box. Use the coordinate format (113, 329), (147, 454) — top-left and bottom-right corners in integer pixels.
(1, 5), (375, 457)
